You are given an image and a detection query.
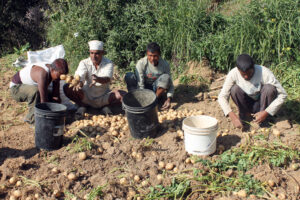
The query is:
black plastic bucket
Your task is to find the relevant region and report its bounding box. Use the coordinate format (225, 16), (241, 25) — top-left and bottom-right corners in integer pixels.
(122, 89), (159, 139)
(34, 102), (67, 150)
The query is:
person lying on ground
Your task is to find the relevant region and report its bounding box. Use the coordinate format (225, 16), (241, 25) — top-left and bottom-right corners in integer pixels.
(124, 42), (174, 110)
(218, 54), (287, 129)
(63, 40), (126, 116)
(10, 58), (69, 124)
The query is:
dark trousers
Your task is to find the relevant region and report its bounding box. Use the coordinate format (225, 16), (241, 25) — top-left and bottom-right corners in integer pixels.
(10, 84), (40, 123)
(230, 84), (277, 116)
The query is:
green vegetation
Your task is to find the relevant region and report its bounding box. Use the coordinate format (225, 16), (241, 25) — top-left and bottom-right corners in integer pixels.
(66, 135), (93, 153)
(145, 141), (299, 199)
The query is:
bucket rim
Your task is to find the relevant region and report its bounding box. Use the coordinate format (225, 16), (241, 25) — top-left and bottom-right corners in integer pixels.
(35, 102), (67, 113)
(122, 89), (157, 112)
(182, 115), (218, 131)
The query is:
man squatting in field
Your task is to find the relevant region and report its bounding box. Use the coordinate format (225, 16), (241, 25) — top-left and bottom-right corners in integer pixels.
(125, 42), (174, 110)
(63, 40), (126, 116)
(218, 54), (287, 129)
(9, 59), (69, 124)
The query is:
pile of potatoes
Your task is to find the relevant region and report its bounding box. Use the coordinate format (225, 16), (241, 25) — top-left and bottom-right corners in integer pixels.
(67, 109), (205, 140)
(60, 74), (81, 88)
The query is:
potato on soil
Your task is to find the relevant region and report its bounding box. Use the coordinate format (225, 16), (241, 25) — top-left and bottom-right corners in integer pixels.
(237, 190), (247, 198)
(120, 177), (127, 185)
(78, 152), (87, 160)
(13, 190), (22, 198)
(165, 163), (174, 170)
(67, 172), (77, 181)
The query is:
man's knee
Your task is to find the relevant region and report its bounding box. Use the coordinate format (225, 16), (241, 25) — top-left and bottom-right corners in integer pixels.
(27, 86), (40, 103)
(261, 84), (277, 96)
(157, 74), (170, 89)
(124, 72), (137, 91)
(230, 84), (242, 97)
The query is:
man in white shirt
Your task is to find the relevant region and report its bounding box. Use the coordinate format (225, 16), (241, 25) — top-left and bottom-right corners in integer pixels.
(125, 42), (174, 110)
(63, 40), (125, 115)
(218, 54), (287, 129)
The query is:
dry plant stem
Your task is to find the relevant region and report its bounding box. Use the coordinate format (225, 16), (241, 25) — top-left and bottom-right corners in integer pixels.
(281, 169), (300, 197)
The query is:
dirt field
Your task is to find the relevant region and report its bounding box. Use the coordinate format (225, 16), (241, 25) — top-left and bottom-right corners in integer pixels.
(0, 61), (299, 200)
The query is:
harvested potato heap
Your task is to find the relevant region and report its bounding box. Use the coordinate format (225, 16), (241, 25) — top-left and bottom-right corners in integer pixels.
(67, 109), (205, 140)
(60, 74), (81, 89)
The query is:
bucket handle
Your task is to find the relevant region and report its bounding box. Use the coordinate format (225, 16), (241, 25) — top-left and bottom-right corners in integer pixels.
(191, 136), (217, 154)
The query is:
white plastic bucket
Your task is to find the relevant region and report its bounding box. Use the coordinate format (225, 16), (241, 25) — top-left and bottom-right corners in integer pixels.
(182, 115), (218, 156)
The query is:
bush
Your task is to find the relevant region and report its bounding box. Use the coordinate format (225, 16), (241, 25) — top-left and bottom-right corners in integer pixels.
(0, 0), (48, 56)
(196, 0), (300, 71)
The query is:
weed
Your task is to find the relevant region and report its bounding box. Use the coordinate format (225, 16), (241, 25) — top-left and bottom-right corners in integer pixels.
(19, 176), (42, 189)
(45, 155), (59, 165)
(64, 190), (76, 200)
(145, 178), (190, 200)
(66, 135), (93, 153)
(86, 185), (106, 200)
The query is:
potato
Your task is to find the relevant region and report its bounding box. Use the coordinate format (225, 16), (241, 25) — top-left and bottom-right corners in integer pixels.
(60, 74), (66, 80)
(9, 177), (17, 185)
(272, 128), (280, 137)
(185, 158), (191, 164)
(141, 180), (148, 187)
(165, 163), (174, 170)
(53, 190), (62, 198)
(291, 163), (299, 170)
(158, 161), (165, 169)
(134, 175), (140, 182)
(120, 177), (127, 185)
(78, 152), (87, 160)
(52, 167), (60, 174)
(16, 181), (22, 187)
(9, 196), (16, 200)
(157, 174), (163, 181)
(74, 75), (80, 81)
(67, 173), (77, 181)
(278, 193), (286, 200)
(13, 190), (22, 198)
(268, 180), (275, 187)
(237, 190), (247, 198)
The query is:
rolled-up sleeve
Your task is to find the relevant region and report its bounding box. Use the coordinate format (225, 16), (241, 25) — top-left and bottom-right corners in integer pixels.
(136, 60), (145, 89)
(165, 65), (174, 98)
(263, 69), (287, 116)
(218, 71), (235, 116)
(75, 60), (88, 83)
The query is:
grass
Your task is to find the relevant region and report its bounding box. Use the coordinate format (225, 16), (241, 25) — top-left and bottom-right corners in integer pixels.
(144, 141), (299, 199)
(86, 185), (106, 200)
(66, 135), (93, 153)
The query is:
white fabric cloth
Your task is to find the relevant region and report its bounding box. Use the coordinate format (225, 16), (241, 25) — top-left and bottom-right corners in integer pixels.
(88, 40), (104, 51)
(75, 57), (113, 106)
(27, 45), (65, 64)
(218, 65), (287, 116)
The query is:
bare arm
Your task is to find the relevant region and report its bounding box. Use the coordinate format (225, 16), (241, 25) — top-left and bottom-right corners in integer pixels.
(31, 66), (50, 103)
(51, 80), (61, 103)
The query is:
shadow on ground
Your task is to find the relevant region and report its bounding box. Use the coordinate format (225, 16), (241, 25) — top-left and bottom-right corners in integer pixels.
(0, 147), (39, 166)
(172, 84), (209, 110)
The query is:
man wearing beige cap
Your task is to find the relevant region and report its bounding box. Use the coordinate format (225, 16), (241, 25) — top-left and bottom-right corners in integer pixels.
(64, 40), (126, 115)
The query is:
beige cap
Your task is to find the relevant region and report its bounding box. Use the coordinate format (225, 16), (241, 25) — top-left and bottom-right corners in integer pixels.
(88, 40), (104, 51)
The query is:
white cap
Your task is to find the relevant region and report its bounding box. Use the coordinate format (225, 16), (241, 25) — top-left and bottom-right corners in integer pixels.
(88, 40), (104, 51)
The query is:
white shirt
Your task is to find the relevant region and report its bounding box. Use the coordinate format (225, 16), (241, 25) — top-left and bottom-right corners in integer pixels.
(75, 57), (113, 100)
(218, 65), (287, 116)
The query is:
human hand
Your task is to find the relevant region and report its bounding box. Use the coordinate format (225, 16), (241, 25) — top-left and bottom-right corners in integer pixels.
(161, 98), (171, 110)
(228, 112), (243, 129)
(252, 111), (268, 124)
(89, 74), (98, 87)
(73, 81), (83, 91)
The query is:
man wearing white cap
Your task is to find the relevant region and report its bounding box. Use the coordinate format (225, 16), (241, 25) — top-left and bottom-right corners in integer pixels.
(63, 40), (125, 115)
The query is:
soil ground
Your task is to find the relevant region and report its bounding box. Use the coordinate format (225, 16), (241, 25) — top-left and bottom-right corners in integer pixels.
(0, 60), (299, 200)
